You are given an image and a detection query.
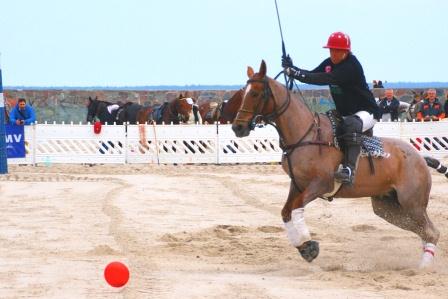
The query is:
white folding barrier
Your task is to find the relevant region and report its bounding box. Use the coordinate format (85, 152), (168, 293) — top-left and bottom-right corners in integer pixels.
(7, 121), (448, 165)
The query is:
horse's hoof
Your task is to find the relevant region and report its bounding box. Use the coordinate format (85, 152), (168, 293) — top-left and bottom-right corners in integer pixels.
(298, 240), (319, 262)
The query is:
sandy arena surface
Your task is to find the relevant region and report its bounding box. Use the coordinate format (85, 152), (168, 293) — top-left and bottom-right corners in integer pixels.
(0, 162), (447, 298)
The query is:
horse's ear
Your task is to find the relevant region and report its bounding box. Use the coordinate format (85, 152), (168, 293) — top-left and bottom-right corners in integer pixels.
(247, 66), (254, 78)
(259, 60), (267, 77)
(95, 96), (98, 100)
(89, 96), (92, 101)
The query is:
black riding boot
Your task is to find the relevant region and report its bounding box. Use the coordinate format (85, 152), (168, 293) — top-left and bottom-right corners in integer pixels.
(334, 143), (361, 185)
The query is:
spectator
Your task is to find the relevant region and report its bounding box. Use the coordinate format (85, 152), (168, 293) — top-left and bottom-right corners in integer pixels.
(9, 98), (36, 125)
(372, 80), (384, 88)
(378, 89), (400, 121)
(417, 89), (445, 121)
(406, 91), (424, 121)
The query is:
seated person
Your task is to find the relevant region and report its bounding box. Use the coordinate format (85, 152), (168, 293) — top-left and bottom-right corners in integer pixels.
(9, 98), (36, 125)
(417, 89), (445, 121)
(378, 89), (400, 121)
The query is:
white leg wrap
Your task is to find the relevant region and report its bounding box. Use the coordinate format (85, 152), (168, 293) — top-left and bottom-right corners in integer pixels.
(284, 208), (311, 247)
(419, 243), (436, 269)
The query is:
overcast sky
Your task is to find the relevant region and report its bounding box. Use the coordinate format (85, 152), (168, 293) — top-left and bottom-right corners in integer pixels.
(0, 0), (446, 86)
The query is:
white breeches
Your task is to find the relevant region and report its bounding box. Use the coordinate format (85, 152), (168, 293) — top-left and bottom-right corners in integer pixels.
(354, 111), (376, 132)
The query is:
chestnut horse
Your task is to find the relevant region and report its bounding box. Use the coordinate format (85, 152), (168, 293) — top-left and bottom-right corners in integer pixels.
(232, 60), (447, 268)
(153, 96), (192, 125)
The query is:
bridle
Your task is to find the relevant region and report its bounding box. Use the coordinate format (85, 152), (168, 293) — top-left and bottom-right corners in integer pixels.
(237, 77), (291, 130)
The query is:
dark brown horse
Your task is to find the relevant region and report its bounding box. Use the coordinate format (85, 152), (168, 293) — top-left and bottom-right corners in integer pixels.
(232, 60), (447, 268)
(217, 88), (244, 124)
(86, 96), (153, 125)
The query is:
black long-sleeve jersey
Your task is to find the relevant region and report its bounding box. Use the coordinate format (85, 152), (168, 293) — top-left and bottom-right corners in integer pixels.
(293, 53), (380, 118)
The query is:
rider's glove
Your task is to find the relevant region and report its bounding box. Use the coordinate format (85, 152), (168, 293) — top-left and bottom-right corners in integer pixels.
(281, 55), (294, 68)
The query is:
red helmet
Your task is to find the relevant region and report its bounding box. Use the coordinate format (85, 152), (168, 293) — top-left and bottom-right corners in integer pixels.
(323, 32), (351, 50)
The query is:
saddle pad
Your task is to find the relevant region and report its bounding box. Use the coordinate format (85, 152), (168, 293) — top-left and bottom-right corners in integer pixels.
(360, 136), (390, 158)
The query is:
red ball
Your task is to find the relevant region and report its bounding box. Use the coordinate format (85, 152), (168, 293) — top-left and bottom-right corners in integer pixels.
(104, 261), (130, 288)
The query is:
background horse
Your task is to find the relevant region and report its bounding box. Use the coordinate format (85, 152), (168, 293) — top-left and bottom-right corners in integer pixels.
(197, 89), (244, 124)
(198, 101), (219, 124)
(232, 60), (447, 268)
(217, 88), (244, 124)
(152, 95), (192, 125)
(86, 96), (152, 125)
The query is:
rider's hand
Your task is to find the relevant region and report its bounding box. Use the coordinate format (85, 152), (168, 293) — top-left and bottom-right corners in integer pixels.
(285, 66), (301, 78)
(281, 55), (294, 68)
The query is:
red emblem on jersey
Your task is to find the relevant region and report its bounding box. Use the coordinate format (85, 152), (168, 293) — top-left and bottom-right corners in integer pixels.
(325, 65), (332, 73)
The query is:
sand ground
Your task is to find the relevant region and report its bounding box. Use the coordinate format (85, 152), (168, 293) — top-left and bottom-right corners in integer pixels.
(0, 163), (447, 298)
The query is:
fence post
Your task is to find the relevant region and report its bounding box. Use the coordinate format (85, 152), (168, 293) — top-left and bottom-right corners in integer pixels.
(0, 55), (8, 173)
(32, 123), (37, 165)
(215, 122), (220, 164)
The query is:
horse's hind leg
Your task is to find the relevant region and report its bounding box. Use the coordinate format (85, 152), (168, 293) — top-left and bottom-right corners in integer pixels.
(371, 189), (440, 268)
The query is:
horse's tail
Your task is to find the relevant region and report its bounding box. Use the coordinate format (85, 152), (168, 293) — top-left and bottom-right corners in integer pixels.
(424, 156), (448, 178)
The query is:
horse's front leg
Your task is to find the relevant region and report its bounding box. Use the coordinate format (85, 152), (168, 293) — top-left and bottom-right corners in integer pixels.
(282, 180), (325, 263)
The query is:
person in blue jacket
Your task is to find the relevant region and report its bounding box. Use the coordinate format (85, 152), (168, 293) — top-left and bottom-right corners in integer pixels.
(9, 98), (36, 125)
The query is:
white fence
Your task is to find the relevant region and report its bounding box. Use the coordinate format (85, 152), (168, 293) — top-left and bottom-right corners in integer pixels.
(7, 122), (448, 165)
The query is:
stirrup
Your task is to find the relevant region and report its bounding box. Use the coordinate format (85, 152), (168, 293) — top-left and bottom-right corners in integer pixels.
(334, 166), (353, 184)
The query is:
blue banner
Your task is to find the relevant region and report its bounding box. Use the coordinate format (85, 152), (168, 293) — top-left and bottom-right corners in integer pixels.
(5, 125), (25, 158)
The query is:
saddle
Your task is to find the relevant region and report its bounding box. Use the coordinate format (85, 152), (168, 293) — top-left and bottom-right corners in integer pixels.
(326, 110), (389, 174)
(152, 102), (169, 124)
(204, 102), (219, 120)
(115, 102), (133, 123)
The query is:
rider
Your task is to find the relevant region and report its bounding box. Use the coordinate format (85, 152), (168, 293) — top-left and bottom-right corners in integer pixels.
(282, 31), (380, 185)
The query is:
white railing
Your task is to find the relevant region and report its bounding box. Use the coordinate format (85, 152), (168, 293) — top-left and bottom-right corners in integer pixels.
(7, 122), (448, 165)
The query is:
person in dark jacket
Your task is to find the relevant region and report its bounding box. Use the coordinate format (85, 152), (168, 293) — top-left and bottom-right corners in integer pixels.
(378, 89), (400, 121)
(9, 98), (36, 125)
(282, 31), (379, 185)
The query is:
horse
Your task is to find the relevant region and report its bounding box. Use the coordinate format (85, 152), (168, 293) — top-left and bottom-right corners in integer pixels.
(86, 96), (151, 125)
(232, 60), (448, 268)
(198, 101), (219, 124)
(152, 95), (193, 125)
(197, 89), (244, 124)
(217, 88), (244, 124)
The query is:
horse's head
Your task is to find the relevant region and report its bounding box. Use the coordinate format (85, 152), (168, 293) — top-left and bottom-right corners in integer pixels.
(232, 60), (275, 137)
(86, 96), (99, 123)
(174, 96), (193, 123)
(219, 88), (244, 124)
